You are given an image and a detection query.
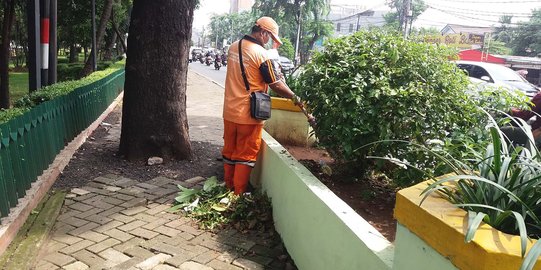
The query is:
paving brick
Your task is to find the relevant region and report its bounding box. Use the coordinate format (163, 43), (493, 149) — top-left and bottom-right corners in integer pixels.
(93, 176), (116, 185)
(113, 237), (145, 252)
(43, 252), (76, 266)
(60, 239), (95, 254)
(104, 228), (135, 242)
(69, 202), (94, 212)
(136, 183), (159, 190)
(72, 193), (96, 202)
(134, 253), (172, 270)
(119, 198), (148, 209)
(250, 244), (282, 258)
(165, 253), (197, 268)
(153, 225), (181, 237)
(102, 197), (124, 205)
(156, 212), (179, 221)
(118, 220), (147, 231)
(83, 214), (113, 225)
(147, 187), (176, 197)
(129, 227), (159, 239)
(98, 248), (131, 265)
(99, 206), (125, 217)
(63, 216), (90, 228)
(112, 177), (138, 187)
(145, 204), (170, 215)
(192, 234), (231, 253)
(232, 258), (265, 270)
(147, 176), (173, 186)
(86, 238), (121, 253)
(139, 193), (160, 201)
(72, 249), (106, 267)
(178, 261), (213, 270)
(71, 188), (91, 196)
(63, 261), (89, 270)
(208, 259), (243, 270)
(224, 237), (256, 251)
(81, 194), (105, 205)
(192, 249), (220, 264)
(145, 242), (191, 256)
(67, 222), (99, 236)
(34, 260), (58, 270)
(243, 254), (273, 266)
(52, 223), (76, 236)
(216, 250), (242, 264)
(91, 200), (116, 210)
(178, 224), (204, 236)
(184, 176), (205, 185)
(79, 230), (108, 242)
(44, 240), (68, 254)
(94, 220), (124, 233)
(152, 264), (178, 270)
(164, 218), (189, 229)
(108, 257), (144, 270)
(118, 186), (146, 196)
(53, 234), (84, 245)
(113, 193), (136, 201)
(103, 185), (122, 192)
(142, 218), (169, 230)
(57, 210), (83, 222)
(75, 207), (104, 219)
(133, 213), (156, 223)
(109, 213), (136, 223)
(123, 246), (155, 258)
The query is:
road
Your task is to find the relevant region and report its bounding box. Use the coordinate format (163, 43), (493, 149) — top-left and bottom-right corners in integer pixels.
(188, 60), (226, 87)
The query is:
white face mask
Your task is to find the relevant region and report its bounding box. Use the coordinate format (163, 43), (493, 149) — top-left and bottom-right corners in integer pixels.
(267, 49), (279, 60)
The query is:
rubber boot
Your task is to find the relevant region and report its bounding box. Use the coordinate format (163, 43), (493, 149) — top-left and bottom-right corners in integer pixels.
(223, 164), (235, 190)
(233, 164), (252, 195)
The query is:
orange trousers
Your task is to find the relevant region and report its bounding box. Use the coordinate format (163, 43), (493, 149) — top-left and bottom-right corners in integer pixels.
(222, 120), (263, 194)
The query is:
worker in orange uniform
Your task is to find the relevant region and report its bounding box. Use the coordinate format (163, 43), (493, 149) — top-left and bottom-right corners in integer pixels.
(222, 17), (301, 195)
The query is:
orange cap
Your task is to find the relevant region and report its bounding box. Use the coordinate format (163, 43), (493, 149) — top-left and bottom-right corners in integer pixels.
(256, 16), (283, 46)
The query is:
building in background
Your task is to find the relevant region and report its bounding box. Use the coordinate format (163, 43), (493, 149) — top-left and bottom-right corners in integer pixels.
(230, 0), (254, 14)
(328, 4), (388, 37)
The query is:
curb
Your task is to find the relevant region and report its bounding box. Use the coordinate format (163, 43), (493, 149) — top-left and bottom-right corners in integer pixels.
(0, 92), (124, 256)
(190, 68), (225, 89)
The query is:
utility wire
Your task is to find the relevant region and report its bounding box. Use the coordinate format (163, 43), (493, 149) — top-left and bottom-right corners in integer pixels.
(430, 0), (541, 3)
(428, 4), (533, 17)
(429, 6), (525, 24)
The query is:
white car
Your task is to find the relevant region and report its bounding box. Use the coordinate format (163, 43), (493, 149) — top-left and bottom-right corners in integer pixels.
(455, 60), (539, 97)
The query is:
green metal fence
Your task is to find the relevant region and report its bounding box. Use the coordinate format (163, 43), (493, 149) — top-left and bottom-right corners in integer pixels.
(0, 69), (125, 218)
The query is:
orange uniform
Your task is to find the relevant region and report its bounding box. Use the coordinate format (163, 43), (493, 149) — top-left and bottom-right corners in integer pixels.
(222, 34), (280, 194)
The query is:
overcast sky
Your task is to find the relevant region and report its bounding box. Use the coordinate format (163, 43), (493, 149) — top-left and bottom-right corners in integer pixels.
(193, 0), (541, 30)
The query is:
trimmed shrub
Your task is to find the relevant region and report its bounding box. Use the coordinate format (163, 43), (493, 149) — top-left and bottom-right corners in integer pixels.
(296, 29), (527, 186)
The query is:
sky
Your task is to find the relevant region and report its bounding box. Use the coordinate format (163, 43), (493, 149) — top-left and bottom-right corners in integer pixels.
(193, 0), (541, 31)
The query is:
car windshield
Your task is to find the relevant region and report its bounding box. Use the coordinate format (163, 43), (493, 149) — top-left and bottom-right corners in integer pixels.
(279, 57), (291, 64)
(486, 64), (527, 82)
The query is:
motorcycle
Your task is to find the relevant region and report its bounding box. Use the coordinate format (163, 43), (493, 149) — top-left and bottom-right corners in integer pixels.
(199, 55), (204, 64)
(205, 55), (213, 66)
(221, 57), (227, 67)
(214, 58), (222, 70)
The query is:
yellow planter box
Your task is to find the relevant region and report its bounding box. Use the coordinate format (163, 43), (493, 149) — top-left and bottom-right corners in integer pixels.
(395, 181), (541, 270)
(264, 97), (315, 147)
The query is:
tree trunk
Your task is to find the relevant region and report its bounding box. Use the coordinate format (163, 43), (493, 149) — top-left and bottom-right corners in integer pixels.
(80, 0), (113, 77)
(69, 43), (77, 63)
(103, 31), (117, 61)
(0, 0), (16, 109)
(119, 0), (196, 161)
(110, 15), (127, 53)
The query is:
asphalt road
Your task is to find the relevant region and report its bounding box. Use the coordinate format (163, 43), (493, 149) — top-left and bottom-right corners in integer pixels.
(188, 60), (227, 87)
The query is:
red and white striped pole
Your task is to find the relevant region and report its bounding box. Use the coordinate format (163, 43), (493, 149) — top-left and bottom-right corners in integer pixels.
(40, 0), (50, 86)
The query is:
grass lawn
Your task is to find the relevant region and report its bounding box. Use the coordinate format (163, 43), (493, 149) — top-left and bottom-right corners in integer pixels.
(9, 72), (28, 106)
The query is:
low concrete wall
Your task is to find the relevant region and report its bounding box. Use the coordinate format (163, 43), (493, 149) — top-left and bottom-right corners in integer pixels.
(253, 131), (394, 270)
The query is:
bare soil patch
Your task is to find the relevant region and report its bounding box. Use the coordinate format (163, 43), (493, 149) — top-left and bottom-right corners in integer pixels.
(284, 145), (397, 242)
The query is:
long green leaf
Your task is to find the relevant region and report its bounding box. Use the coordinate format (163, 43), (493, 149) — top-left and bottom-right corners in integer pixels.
(465, 211), (488, 243)
(520, 240), (541, 270)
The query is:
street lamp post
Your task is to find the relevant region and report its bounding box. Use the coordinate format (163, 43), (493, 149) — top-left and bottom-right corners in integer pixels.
(294, 1), (305, 67)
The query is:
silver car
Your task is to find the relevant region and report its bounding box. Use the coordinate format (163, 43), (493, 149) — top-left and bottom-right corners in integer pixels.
(455, 60), (539, 97)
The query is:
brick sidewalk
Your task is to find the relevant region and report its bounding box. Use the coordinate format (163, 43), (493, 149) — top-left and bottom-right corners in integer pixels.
(35, 174), (287, 270)
(32, 71), (292, 270)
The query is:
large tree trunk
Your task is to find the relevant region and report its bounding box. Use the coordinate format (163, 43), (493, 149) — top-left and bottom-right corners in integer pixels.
(80, 0), (114, 77)
(103, 31), (117, 61)
(119, 0), (196, 161)
(110, 15), (126, 53)
(0, 0), (16, 109)
(69, 43), (78, 63)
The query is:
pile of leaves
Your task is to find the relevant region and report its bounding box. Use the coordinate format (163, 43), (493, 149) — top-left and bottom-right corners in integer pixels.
(170, 177), (274, 232)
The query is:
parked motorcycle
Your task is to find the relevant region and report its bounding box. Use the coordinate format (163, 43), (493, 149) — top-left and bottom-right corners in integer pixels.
(199, 56), (204, 64)
(221, 56), (227, 67)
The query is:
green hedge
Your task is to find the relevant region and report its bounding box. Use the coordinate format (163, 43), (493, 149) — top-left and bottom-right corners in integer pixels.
(57, 61), (113, 82)
(0, 60), (125, 124)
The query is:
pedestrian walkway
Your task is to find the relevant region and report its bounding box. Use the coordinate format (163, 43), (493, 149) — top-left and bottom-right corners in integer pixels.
(23, 71), (292, 270)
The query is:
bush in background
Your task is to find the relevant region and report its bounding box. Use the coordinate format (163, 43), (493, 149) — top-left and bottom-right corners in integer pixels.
(296, 29), (528, 186)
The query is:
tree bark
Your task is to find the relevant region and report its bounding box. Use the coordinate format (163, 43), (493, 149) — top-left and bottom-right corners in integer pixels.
(103, 30), (117, 61)
(110, 16), (126, 53)
(80, 0), (113, 77)
(0, 0), (16, 109)
(119, 0), (196, 161)
(69, 43), (77, 63)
